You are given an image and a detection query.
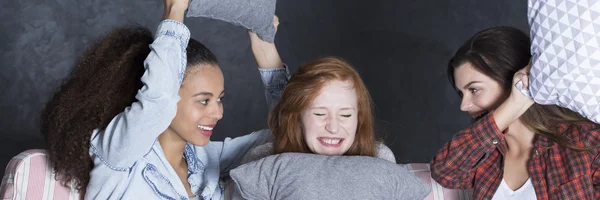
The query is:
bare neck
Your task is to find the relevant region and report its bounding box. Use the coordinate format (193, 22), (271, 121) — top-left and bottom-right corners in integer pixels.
(158, 128), (187, 167)
(504, 119), (536, 157)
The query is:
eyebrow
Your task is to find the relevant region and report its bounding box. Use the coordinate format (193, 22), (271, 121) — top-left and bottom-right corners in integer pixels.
(310, 107), (356, 111)
(461, 81), (483, 90)
(192, 91), (225, 97)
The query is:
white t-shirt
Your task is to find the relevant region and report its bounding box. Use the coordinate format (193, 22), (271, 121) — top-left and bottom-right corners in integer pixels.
(492, 178), (537, 200)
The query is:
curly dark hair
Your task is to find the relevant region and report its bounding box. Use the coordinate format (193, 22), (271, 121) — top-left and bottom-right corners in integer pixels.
(41, 24), (218, 192)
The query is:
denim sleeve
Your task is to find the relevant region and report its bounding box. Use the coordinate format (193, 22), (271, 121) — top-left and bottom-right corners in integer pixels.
(89, 20), (190, 170)
(258, 66), (290, 110)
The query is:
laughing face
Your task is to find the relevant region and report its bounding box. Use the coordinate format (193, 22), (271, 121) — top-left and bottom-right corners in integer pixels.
(301, 80), (358, 156)
(454, 62), (504, 121)
(167, 64), (225, 146)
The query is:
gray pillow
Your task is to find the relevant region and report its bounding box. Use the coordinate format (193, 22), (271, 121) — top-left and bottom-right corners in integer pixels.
(187, 0), (277, 43)
(230, 153), (430, 200)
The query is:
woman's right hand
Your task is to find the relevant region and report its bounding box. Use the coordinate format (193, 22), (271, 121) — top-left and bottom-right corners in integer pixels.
(492, 63), (535, 131)
(163, 0), (189, 22)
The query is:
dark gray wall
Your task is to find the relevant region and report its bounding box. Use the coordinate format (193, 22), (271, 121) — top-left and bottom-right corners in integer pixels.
(0, 0), (529, 169)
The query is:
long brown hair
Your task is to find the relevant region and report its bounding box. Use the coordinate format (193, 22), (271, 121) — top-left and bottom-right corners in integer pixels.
(41, 24), (218, 191)
(269, 57), (377, 156)
(448, 26), (599, 151)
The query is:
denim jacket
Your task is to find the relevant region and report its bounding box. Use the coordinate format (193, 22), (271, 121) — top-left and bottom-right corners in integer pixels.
(85, 20), (290, 200)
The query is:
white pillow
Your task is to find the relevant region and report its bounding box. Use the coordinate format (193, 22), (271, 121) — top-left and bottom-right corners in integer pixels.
(527, 0), (600, 123)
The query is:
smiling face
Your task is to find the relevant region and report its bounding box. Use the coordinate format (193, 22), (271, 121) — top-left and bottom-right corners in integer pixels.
(167, 64), (225, 146)
(453, 62), (504, 120)
(300, 80), (358, 156)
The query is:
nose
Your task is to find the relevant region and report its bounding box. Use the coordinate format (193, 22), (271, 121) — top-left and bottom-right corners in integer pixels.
(325, 116), (339, 134)
(209, 103), (223, 120)
(460, 96), (472, 112)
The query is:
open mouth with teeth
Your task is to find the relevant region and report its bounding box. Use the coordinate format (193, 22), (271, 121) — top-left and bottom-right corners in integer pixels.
(317, 137), (344, 147)
(197, 125), (215, 137)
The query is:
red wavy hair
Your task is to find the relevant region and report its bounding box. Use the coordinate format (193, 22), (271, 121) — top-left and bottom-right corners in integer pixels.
(269, 57), (376, 156)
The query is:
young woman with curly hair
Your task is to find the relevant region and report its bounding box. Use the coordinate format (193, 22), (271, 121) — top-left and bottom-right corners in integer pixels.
(40, 0), (287, 199)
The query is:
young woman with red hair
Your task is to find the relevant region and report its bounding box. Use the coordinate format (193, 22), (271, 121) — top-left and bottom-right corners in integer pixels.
(241, 41), (395, 163)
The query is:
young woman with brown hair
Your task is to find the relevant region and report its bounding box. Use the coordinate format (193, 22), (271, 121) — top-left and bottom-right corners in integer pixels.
(431, 26), (600, 200)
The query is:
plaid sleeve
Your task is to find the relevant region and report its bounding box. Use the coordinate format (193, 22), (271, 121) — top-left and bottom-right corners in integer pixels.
(587, 126), (600, 198)
(430, 113), (506, 189)
(593, 156), (600, 198)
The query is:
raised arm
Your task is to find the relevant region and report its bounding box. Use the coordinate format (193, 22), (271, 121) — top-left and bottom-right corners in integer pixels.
(250, 16), (290, 109)
(89, 0), (191, 169)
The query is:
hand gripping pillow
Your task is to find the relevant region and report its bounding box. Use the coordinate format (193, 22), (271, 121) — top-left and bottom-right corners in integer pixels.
(527, 0), (600, 123)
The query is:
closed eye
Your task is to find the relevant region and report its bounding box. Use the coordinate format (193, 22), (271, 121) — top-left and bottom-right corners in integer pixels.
(313, 113), (325, 116)
(341, 114), (352, 118)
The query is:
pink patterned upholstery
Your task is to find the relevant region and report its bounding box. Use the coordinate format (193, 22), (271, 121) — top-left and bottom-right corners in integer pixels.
(0, 149), (80, 200)
(404, 163), (473, 200)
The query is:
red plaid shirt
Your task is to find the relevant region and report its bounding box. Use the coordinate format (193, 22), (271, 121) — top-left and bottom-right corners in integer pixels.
(430, 114), (600, 200)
